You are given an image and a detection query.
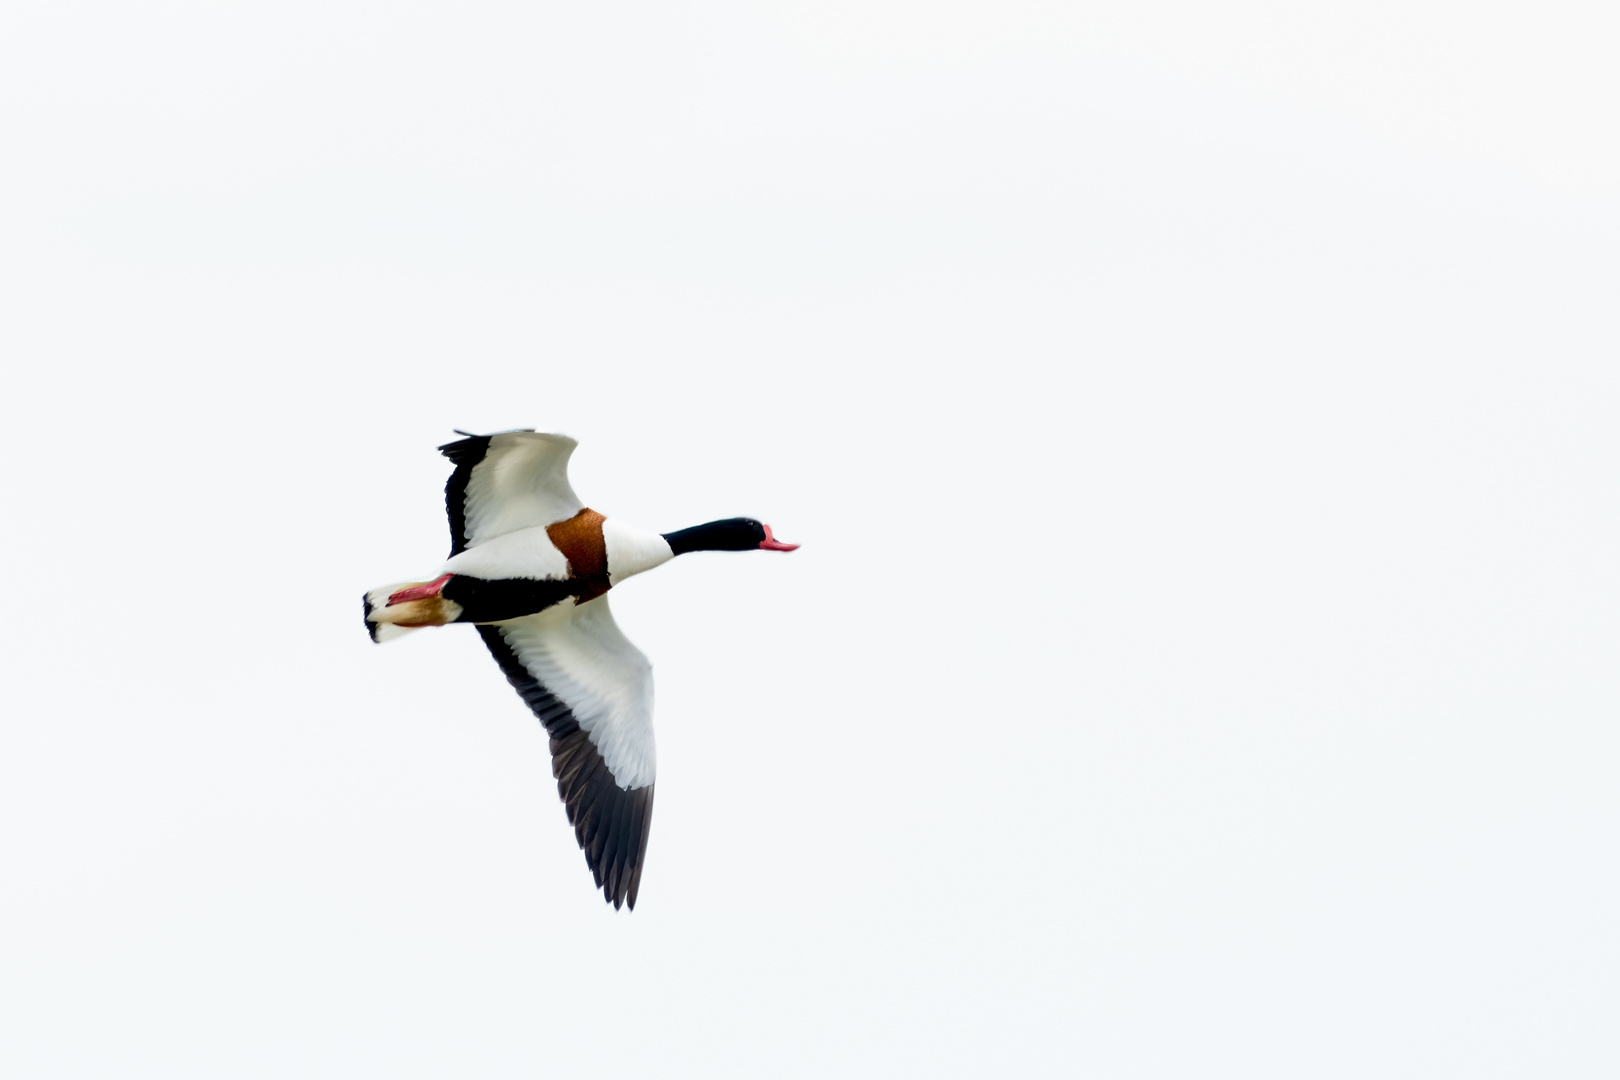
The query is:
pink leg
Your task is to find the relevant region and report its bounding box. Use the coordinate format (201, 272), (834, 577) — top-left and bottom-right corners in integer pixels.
(388, 574), (453, 605)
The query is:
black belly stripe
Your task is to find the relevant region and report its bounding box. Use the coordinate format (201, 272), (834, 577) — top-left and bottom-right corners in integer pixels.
(442, 575), (575, 623)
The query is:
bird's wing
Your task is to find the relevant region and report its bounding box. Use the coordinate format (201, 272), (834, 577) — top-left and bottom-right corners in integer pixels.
(476, 597), (656, 909)
(439, 431), (585, 556)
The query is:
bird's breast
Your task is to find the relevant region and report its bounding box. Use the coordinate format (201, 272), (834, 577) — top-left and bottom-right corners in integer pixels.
(546, 508), (611, 602)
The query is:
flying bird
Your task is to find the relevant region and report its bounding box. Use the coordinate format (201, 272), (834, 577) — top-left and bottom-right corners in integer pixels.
(363, 430), (798, 909)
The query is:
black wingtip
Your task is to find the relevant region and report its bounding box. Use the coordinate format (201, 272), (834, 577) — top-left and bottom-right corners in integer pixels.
(445, 426), (535, 443)
(626, 787), (652, 910)
(474, 627), (654, 913)
(440, 434), (495, 555)
(437, 432), (494, 462)
(362, 593), (381, 643)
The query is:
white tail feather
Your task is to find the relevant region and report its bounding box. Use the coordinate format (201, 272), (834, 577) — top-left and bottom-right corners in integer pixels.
(364, 582), (423, 644)
(370, 621), (423, 644)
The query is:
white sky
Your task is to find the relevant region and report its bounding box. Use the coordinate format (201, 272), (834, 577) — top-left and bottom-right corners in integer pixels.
(3, 2), (1618, 1076)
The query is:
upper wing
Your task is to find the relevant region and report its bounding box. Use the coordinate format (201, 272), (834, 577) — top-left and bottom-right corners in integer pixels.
(476, 597), (656, 910)
(440, 430), (585, 556)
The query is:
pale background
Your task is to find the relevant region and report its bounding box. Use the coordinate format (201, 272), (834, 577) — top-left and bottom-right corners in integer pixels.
(2, 2), (1618, 1076)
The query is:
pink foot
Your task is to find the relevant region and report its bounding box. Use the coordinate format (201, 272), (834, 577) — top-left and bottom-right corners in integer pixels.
(388, 574), (453, 605)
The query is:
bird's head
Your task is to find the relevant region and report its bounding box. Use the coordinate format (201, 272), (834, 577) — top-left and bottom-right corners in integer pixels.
(662, 517), (800, 555)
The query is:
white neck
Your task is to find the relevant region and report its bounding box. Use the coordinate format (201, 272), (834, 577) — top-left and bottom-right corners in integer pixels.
(602, 518), (675, 585)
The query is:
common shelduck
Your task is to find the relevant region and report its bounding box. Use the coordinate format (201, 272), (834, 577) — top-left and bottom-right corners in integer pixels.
(363, 430), (798, 909)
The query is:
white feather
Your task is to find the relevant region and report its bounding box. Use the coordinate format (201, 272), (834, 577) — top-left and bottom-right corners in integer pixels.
(370, 621), (421, 643)
(496, 598), (656, 789)
(364, 582), (430, 643)
(365, 583), (414, 610)
(461, 432), (584, 546)
(441, 525), (570, 581)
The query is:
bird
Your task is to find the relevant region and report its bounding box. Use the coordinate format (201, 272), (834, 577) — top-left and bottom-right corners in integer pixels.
(363, 429), (799, 910)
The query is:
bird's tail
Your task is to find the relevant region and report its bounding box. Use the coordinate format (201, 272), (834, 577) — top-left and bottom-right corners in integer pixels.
(362, 583), (427, 644)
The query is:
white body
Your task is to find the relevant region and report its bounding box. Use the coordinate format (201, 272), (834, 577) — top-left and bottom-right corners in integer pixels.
(438, 518), (674, 585)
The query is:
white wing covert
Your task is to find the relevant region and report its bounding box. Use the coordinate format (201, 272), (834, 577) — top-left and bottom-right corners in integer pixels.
(440, 431), (584, 555)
